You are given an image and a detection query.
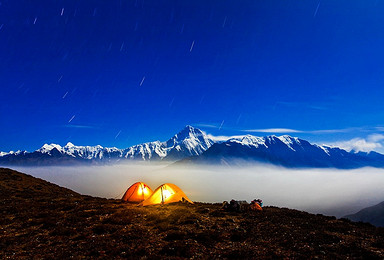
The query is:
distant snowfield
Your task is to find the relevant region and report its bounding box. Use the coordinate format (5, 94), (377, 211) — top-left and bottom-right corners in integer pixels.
(13, 163), (384, 218)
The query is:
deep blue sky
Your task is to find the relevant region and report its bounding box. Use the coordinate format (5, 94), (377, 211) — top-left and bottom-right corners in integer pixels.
(1, 0), (384, 152)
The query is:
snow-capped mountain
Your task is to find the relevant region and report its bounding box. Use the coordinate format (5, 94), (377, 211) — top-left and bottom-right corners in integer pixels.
(121, 125), (215, 160)
(165, 125), (215, 159)
(1, 126), (383, 168)
(122, 141), (165, 160)
(37, 142), (123, 160)
(0, 126), (215, 165)
(179, 134), (384, 169)
(0, 150), (26, 157)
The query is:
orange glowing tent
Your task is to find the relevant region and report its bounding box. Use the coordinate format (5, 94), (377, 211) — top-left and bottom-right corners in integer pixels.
(122, 182), (153, 203)
(250, 202), (263, 211)
(140, 183), (193, 206)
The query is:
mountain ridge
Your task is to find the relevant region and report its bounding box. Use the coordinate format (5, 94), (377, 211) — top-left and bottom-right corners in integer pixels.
(1, 126), (383, 168)
(0, 125), (215, 165)
(345, 201), (384, 227)
(177, 131), (384, 169)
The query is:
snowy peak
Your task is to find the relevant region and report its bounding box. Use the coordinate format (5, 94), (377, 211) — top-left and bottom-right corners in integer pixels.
(0, 150), (26, 157)
(37, 143), (63, 154)
(118, 126), (215, 161)
(34, 142), (114, 159)
(226, 135), (302, 150)
(165, 125), (215, 158)
(62, 143), (106, 159)
(167, 125), (206, 143)
(228, 135), (267, 148)
(274, 135), (301, 151)
(123, 141), (165, 160)
(64, 142), (75, 148)
(276, 135), (300, 145)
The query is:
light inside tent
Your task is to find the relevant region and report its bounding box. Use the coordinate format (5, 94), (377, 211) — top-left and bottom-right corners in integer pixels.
(162, 188), (173, 201)
(137, 185), (149, 195)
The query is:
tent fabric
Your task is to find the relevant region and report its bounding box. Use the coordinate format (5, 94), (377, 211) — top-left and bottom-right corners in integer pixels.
(122, 182), (153, 203)
(140, 183), (193, 206)
(250, 202), (263, 211)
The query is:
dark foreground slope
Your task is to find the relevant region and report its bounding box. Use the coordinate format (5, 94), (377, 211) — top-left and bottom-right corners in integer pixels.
(1, 168), (384, 259)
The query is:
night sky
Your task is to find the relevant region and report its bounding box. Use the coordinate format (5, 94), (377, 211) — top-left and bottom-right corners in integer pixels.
(1, 0), (384, 152)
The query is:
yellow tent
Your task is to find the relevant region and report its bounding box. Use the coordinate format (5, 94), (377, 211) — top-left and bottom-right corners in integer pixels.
(122, 182), (153, 203)
(140, 183), (193, 206)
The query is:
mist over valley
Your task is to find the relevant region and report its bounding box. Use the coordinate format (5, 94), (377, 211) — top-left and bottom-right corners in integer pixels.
(13, 163), (384, 218)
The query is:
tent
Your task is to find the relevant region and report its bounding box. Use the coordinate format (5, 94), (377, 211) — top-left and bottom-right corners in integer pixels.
(140, 183), (193, 206)
(122, 182), (153, 203)
(250, 202), (263, 211)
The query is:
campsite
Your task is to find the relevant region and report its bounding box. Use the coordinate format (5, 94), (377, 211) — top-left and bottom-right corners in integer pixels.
(122, 182), (193, 206)
(1, 168), (384, 258)
(2, 1), (384, 258)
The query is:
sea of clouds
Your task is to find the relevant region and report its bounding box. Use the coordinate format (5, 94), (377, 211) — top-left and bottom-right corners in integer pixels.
(13, 163), (384, 218)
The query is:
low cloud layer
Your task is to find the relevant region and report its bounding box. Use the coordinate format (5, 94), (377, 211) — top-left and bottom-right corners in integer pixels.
(14, 163), (384, 218)
(244, 128), (302, 133)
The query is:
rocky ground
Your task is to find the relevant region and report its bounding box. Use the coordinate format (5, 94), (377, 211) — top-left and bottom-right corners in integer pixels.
(1, 167), (384, 259)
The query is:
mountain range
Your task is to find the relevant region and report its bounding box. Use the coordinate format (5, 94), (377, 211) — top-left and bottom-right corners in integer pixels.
(0, 126), (214, 165)
(1, 125), (383, 168)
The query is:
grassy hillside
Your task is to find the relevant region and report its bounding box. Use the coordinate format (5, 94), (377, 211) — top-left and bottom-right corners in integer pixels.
(1, 168), (383, 259)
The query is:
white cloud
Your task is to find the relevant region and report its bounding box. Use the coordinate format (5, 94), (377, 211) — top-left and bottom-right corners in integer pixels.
(194, 123), (220, 129)
(327, 134), (384, 153)
(244, 128), (303, 133)
(367, 134), (384, 142)
(63, 124), (99, 129)
(241, 127), (359, 134)
(311, 128), (356, 134)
